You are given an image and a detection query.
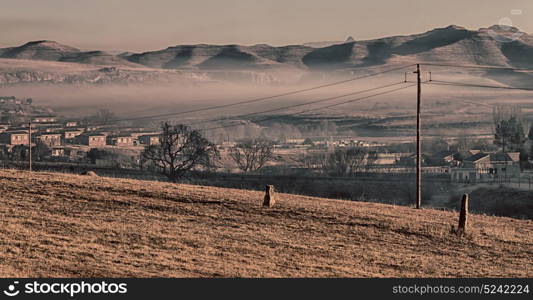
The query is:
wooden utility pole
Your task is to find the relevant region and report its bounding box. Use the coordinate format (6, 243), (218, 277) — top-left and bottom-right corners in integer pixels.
(28, 122), (32, 172)
(415, 64), (422, 209)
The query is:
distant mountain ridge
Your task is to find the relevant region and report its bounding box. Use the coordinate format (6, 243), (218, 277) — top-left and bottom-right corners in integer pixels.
(1, 25), (532, 71)
(2, 25), (532, 71)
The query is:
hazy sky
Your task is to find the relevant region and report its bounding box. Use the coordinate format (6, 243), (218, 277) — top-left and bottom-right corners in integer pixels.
(1, 0), (532, 52)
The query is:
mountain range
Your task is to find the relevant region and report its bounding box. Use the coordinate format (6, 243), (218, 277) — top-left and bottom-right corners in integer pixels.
(0, 25), (532, 85)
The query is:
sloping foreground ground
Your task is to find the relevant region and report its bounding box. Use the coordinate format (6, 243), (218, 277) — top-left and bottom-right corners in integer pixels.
(0, 169), (531, 277)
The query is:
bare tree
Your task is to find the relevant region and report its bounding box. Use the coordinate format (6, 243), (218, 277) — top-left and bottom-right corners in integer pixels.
(365, 150), (378, 171)
(493, 104), (522, 127)
(83, 109), (117, 125)
(10, 145), (28, 162)
(141, 123), (220, 181)
(322, 147), (377, 176)
(32, 141), (51, 162)
(229, 139), (274, 173)
(298, 151), (327, 170)
(494, 116), (525, 152)
(96, 109), (117, 124)
(328, 147), (365, 175)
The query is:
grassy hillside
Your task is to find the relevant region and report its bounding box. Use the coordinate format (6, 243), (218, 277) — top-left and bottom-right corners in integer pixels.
(0, 169), (531, 277)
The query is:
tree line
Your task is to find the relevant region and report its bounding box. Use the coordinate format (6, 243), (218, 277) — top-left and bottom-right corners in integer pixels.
(139, 122), (380, 181)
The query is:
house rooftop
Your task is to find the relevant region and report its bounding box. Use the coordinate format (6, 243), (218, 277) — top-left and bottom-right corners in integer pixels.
(490, 152), (520, 163)
(37, 132), (62, 136)
(430, 150), (456, 159)
(113, 134), (133, 138)
(464, 152), (490, 162)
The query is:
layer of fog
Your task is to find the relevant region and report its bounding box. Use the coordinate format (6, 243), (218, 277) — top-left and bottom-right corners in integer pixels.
(1, 70), (532, 125)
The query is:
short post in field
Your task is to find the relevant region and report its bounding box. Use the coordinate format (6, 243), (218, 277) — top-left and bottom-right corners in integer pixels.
(263, 185), (275, 207)
(457, 193), (469, 235)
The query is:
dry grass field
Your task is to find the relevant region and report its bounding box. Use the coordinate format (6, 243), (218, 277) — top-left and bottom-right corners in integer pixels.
(0, 169), (531, 277)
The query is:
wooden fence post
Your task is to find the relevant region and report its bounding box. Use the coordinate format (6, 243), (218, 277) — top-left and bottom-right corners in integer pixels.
(263, 185), (275, 207)
(457, 193), (468, 235)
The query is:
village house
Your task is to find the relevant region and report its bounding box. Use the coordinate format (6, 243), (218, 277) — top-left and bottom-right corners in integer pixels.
(488, 152), (521, 178)
(77, 133), (106, 147)
(450, 152), (491, 183)
(0, 96), (25, 105)
(36, 133), (62, 147)
(51, 147), (65, 157)
(65, 121), (78, 127)
(451, 167), (481, 183)
(138, 134), (160, 146)
(451, 152), (521, 183)
(29, 117), (62, 135)
(32, 115), (57, 123)
(374, 153), (404, 165)
(0, 131), (29, 145)
(462, 152), (491, 169)
(0, 96), (16, 103)
(107, 135), (134, 147)
(285, 138), (306, 145)
(127, 131), (159, 138)
(37, 126), (60, 133)
(84, 126), (102, 132)
(0, 124), (10, 133)
(427, 150), (459, 166)
(62, 130), (84, 143)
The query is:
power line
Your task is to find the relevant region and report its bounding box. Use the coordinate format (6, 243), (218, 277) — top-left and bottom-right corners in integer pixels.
(185, 82), (406, 126)
(422, 81), (526, 108)
(202, 83), (416, 131)
(420, 63), (533, 72)
(424, 80), (533, 92)
(99, 64), (415, 125)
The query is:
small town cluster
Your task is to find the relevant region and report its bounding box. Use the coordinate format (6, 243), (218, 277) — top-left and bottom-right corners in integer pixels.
(0, 96), (159, 168)
(281, 138), (522, 183)
(0, 96), (524, 184)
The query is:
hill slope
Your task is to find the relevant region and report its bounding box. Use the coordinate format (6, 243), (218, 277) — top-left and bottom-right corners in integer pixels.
(0, 41), (141, 67)
(0, 170), (531, 277)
